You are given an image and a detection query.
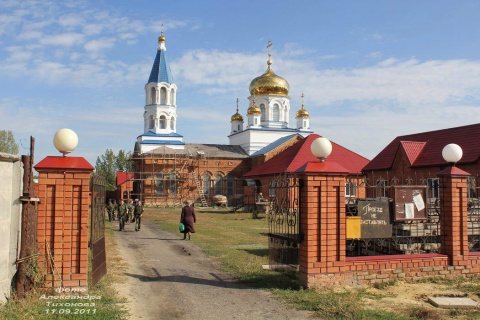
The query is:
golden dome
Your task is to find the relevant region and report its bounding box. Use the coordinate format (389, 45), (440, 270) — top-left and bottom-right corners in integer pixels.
(231, 112), (243, 122)
(296, 107), (310, 118)
(296, 94), (310, 118)
(158, 33), (166, 43)
(247, 102), (261, 115)
(231, 98), (244, 121)
(249, 60), (289, 96)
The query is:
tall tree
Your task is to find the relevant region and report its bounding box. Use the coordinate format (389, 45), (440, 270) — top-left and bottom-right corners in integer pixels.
(95, 149), (133, 191)
(0, 130), (19, 154)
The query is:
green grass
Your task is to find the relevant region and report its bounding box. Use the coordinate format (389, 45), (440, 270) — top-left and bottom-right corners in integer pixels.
(0, 227), (128, 320)
(148, 207), (480, 320)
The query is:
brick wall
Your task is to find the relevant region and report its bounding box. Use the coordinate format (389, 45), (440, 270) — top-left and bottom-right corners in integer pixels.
(298, 162), (480, 288)
(35, 157), (93, 289)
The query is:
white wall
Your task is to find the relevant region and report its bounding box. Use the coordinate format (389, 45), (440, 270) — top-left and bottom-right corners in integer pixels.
(0, 152), (22, 303)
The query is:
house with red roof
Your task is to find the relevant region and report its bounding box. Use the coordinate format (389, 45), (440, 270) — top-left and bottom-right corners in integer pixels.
(116, 172), (135, 201)
(243, 134), (370, 208)
(362, 123), (480, 198)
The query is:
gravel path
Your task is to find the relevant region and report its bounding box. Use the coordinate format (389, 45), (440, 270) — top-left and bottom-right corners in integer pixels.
(112, 216), (312, 320)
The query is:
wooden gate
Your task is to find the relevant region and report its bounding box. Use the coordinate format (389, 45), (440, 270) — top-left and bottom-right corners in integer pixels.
(268, 173), (301, 269)
(90, 174), (106, 286)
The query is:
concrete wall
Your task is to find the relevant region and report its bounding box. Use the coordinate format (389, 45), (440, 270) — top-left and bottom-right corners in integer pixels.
(0, 152), (22, 303)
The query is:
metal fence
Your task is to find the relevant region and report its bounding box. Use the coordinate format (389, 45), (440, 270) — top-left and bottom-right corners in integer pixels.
(468, 175), (480, 252)
(346, 175), (442, 256)
(267, 173), (301, 268)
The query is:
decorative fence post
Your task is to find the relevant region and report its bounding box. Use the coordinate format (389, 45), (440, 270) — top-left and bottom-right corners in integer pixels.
(438, 166), (470, 266)
(34, 129), (94, 289)
(297, 161), (348, 288)
(35, 156), (94, 288)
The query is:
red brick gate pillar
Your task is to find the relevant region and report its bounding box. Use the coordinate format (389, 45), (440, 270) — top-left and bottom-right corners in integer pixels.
(297, 161), (348, 288)
(35, 156), (94, 289)
(438, 166), (470, 266)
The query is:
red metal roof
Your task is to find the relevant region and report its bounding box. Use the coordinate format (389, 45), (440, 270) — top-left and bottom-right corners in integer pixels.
(244, 134), (369, 177)
(34, 156), (94, 171)
(437, 166), (471, 177)
(364, 123), (480, 171)
(117, 172), (134, 186)
(400, 141), (426, 165)
(295, 161), (349, 174)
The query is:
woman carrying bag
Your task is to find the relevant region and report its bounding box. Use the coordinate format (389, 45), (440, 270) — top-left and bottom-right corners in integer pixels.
(180, 200), (196, 240)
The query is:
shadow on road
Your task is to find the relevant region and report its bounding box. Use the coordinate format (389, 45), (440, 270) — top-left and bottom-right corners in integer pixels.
(124, 268), (247, 289)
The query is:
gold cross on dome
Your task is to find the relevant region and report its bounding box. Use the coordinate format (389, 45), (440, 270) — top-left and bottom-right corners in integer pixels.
(267, 40), (272, 58)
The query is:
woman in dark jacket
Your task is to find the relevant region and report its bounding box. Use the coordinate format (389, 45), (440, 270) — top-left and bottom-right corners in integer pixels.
(180, 200), (196, 240)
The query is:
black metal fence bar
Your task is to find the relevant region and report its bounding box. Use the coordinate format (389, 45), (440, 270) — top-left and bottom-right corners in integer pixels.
(467, 176), (480, 252)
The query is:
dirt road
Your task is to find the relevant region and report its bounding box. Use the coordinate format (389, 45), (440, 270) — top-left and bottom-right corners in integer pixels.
(112, 217), (312, 320)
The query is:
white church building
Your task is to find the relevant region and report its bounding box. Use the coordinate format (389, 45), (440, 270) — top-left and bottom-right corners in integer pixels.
(136, 32), (313, 156)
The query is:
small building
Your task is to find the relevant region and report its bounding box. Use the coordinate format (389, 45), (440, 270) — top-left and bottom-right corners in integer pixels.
(362, 123), (480, 199)
(116, 172), (134, 201)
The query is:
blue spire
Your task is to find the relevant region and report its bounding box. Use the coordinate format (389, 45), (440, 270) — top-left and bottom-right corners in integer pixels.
(147, 35), (174, 84)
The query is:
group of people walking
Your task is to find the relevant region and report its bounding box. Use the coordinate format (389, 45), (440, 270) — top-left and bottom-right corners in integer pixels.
(106, 198), (197, 239)
(106, 199), (144, 232)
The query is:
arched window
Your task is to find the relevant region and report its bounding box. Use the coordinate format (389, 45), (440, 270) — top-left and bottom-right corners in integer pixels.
(160, 87), (167, 105)
(149, 115), (155, 129)
(170, 117), (175, 130)
(150, 87), (157, 104)
(155, 174), (164, 195)
(260, 104), (266, 121)
(156, 172), (177, 195)
(171, 89), (175, 105)
(272, 104), (280, 121)
(168, 172), (177, 195)
(215, 174), (223, 195)
(159, 115), (167, 129)
(227, 175), (235, 196)
(203, 174), (211, 195)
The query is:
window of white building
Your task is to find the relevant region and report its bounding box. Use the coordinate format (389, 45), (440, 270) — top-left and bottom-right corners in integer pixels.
(159, 115), (167, 129)
(160, 87), (167, 104)
(272, 104), (279, 121)
(149, 115), (155, 129)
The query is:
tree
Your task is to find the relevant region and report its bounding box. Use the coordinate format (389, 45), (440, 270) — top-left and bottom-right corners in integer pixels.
(95, 149), (134, 191)
(0, 130), (19, 154)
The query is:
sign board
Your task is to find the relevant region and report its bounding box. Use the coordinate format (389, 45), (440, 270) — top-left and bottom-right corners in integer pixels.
(394, 186), (427, 221)
(357, 199), (392, 238)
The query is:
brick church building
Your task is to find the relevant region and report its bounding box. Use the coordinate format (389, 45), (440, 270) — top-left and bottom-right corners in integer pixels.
(129, 32), (368, 206)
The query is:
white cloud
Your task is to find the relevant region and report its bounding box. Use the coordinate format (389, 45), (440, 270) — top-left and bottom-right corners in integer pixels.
(84, 38), (115, 52)
(40, 32), (85, 46)
(58, 14), (85, 28)
(17, 31), (43, 41)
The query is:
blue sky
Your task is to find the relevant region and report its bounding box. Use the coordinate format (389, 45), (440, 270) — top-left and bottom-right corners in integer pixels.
(1, 0), (480, 167)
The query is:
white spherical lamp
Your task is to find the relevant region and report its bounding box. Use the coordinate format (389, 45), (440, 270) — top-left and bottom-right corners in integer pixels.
(53, 128), (78, 156)
(311, 137), (333, 162)
(442, 143), (463, 164)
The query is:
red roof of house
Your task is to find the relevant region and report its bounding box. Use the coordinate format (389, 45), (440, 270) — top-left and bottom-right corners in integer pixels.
(400, 141), (426, 165)
(35, 156), (94, 171)
(363, 123), (480, 171)
(244, 134), (369, 177)
(117, 172), (134, 186)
